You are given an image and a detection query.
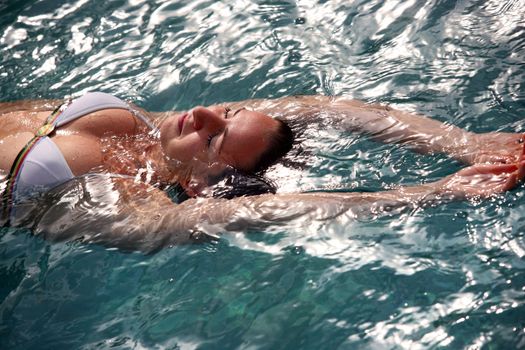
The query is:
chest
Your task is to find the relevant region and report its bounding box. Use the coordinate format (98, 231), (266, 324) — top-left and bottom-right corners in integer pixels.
(0, 108), (155, 177)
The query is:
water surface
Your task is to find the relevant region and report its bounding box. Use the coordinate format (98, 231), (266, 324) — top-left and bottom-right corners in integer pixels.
(1, 0), (525, 349)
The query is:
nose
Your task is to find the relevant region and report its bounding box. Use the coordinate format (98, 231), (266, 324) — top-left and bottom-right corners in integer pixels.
(192, 106), (225, 132)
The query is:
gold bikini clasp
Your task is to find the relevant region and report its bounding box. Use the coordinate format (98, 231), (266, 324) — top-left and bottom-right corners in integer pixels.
(35, 123), (56, 137)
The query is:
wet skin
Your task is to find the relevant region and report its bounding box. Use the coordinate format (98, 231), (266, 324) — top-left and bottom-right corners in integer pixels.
(0, 103), (280, 191)
(2, 96), (525, 252)
(159, 105), (280, 172)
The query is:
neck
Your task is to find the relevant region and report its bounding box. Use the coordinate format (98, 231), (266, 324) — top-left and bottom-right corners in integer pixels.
(145, 111), (186, 185)
(145, 141), (180, 185)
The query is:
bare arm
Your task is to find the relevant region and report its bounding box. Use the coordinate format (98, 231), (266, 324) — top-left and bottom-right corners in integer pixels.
(228, 95), (523, 165)
(28, 161), (522, 253)
(149, 95), (472, 156)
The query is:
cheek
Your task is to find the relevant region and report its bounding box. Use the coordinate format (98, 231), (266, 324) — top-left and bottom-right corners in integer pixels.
(165, 136), (205, 162)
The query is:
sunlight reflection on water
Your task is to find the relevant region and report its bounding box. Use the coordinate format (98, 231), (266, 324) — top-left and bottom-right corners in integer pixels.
(1, 0), (525, 348)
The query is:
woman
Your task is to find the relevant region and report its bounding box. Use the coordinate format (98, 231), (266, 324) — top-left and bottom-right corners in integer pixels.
(0, 93), (292, 198)
(1, 92), (524, 252)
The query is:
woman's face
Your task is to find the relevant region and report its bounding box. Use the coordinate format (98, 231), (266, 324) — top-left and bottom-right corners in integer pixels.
(160, 105), (279, 172)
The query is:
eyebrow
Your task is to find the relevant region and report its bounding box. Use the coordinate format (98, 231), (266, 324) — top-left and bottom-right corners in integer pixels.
(233, 108), (245, 117)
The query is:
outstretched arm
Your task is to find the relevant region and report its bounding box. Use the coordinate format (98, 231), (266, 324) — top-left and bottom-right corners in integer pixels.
(29, 160), (523, 253)
(228, 95), (523, 165)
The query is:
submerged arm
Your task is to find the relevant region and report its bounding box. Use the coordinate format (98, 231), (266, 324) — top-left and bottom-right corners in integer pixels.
(30, 162), (522, 253)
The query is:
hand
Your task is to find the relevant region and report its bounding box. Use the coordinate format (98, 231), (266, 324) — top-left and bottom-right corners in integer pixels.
(469, 132), (525, 164)
(440, 160), (525, 198)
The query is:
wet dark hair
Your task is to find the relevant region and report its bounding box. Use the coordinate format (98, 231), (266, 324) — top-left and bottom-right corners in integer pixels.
(167, 169), (277, 203)
(250, 118), (294, 173)
(211, 169), (277, 199)
(210, 118), (293, 198)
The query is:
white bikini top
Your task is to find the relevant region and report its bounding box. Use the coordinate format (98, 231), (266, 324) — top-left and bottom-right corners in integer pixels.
(8, 92), (156, 202)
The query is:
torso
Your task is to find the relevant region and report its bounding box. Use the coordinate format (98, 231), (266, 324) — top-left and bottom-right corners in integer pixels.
(0, 107), (158, 180)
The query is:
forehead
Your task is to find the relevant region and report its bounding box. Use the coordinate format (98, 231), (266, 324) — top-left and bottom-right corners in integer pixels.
(220, 110), (278, 170)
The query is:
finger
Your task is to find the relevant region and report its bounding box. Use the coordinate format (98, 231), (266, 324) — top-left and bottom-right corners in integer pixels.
(518, 160), (525, 182)
(480, 163), (518, 175)
(519, 134), (525, 162)
(503, 172), (518, 192)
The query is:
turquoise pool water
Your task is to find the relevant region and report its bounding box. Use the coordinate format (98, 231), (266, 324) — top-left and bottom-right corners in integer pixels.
(1, 0), (525, 348)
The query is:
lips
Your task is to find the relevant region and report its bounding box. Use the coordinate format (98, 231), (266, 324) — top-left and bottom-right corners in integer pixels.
(178, 113), (188, 135)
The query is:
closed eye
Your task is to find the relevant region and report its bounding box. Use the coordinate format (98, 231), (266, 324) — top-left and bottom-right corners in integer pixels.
(206, 134), (214, 147)
(207, 131), (223, 149)
(224, 107), (231, 118)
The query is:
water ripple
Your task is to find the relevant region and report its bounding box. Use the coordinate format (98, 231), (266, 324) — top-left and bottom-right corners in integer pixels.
(2, 0), (525, 349)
